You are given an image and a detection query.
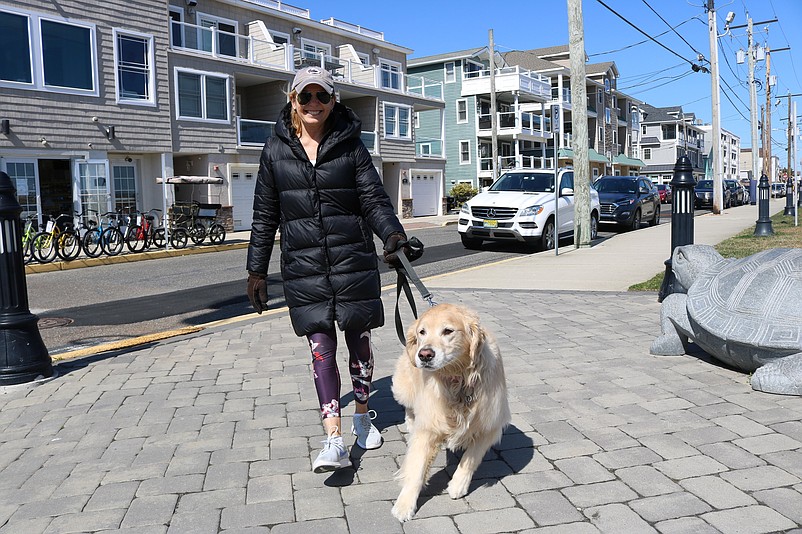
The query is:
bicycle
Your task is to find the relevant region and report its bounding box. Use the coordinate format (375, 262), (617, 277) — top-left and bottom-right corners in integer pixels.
(77, 209), (104, 258)
(20, 213), (39, 264)
(31, 213), (81, 263)
(124, 209), (185, 251)
(98, 211), (126, 256)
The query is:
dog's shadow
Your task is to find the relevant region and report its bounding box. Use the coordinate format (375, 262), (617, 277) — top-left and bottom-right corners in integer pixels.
(334, 378), (535, 502)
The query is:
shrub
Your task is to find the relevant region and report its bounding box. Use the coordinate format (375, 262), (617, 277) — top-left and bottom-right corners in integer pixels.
(450, 183), (479, 207)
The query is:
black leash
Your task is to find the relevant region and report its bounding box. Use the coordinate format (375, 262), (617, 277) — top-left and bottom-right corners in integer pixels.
(394, 249), (436, 345)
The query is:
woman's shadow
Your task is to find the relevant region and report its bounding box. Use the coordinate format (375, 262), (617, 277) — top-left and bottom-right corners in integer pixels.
(322, 375), (535, 496)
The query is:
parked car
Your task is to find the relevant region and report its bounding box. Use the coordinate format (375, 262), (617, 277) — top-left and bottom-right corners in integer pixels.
(771, 183), (787, 198)
(593, 176), (661, 231)
(656, 184), (673, 204)
(694, 179), (731, 209)
(457, 169), (601, 251)
(724, 179), (745, 206)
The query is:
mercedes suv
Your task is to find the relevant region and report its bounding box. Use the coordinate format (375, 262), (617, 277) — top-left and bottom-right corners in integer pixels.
(457, 169), (600, 251)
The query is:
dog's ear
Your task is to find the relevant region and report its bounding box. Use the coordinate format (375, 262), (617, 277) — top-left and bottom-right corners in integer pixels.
(405, 318), (419, 361)
(466, 316), (486, 387)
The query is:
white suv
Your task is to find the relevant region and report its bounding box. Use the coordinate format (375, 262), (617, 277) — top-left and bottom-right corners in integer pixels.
(457, 169), (600, 250)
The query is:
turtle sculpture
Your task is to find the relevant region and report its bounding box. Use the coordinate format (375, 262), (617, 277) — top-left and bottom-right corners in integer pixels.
(650, 244), (802, 395)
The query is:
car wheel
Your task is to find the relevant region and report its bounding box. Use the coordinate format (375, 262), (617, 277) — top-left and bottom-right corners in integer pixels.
(460, 234), (483, 250)
(649, 205), (660, 226)
(590, 213), (599, 240)
(628, 210), (641, 231)
(540, 218), (556, 251)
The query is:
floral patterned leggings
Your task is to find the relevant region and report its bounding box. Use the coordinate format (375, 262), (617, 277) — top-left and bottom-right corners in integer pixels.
(307, 329), (373, 419)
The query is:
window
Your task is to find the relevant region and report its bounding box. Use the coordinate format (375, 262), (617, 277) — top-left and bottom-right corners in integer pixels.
(0, 8), (97, 95)
(383, 103), (411, 139)
(464, 60), (483, 78)
(459, 140), (470, 164)
(269, 31), (289, 45)
(300, 39), (331, 62)
(380, 59), (401, 90)
(169, 8), (183, 47)
(456, 99), (468, 123)
(597, 87), (603, 103)
(114, 29), (155, 104)
(420, 143), (431, 156)
(445, 62), (455, 83)
(113, 164), (137, 212)
(176, 68), (229, 122)
(662, 124), (676, 140)
(643, 148), (651, 160)
(605, 108), (611, 124)
(641, 124), (647, 135)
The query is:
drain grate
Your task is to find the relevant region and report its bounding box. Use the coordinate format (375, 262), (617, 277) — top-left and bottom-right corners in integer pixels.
(38, 317), (73, 329)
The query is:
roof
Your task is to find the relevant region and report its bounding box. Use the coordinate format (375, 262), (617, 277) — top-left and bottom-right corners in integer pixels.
(408, 47), (487, 67)
(501, 51), (564, 72)
(558, 148), (610, 164)
(640, 136), (661, 145)
(613, 155), (646, 167)
(525, 44), (570, 59)
(642, 164), (704, 173)
(641, 103), (698, 125)
(586, 61), (617, 77)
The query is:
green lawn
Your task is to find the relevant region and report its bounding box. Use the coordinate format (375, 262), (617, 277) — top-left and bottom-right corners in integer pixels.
(629, 210), (802, 291)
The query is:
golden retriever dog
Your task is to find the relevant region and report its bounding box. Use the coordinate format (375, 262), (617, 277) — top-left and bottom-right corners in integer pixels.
(390, 303), (511, 522)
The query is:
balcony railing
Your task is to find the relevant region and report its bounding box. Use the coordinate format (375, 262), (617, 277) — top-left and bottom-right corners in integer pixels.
(238, 118), (275, 146)
(462, 66), (551, 100)
(416, 138), (443, 157)
(477, 109), (548, 137)
(171, 20), (291, 70)
(552, 87), (571, 103)
(243, 0), (310, 17)
(320, 17), (384, 40)
(479, 156), (555, 172)
(360, 131), (377, 153)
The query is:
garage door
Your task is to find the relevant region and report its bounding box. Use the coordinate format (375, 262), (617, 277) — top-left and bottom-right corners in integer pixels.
(411, 172), (440, 217)
(231, 166), (258, 231)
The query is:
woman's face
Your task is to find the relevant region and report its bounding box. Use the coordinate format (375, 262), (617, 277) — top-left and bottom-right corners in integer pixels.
(292, 83), (334, 132)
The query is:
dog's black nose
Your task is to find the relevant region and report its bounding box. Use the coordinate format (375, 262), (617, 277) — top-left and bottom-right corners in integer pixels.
(418, 349), (435, 363)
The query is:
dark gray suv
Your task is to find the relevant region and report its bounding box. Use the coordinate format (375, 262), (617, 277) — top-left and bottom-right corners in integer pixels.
(593, 176), (661, 231)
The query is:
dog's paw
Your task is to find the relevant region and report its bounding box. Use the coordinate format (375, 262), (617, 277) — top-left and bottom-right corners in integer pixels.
(391, 495), (418, 522)
(447, 476), (470, 499)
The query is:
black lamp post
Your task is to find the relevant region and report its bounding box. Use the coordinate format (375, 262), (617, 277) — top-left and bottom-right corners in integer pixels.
(0, 172), (52, 385)
(754, 174), (774, 237)
(784, 175), (795, 216)
(658, 156), (696, 302)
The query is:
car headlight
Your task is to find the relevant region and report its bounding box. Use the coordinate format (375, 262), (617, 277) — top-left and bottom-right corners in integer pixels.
(520, 205), (544, 217)
(460, 203), (470, 214)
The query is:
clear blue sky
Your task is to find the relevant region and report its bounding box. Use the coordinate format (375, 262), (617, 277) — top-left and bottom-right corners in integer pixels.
(299, 0), (802, 152)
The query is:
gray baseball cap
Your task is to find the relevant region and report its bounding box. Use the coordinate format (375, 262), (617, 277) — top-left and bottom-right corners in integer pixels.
(291, 66), (334, 94)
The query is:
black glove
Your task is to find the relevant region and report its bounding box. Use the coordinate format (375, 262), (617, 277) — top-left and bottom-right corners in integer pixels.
(383, 233), (424, 268)
(247, 272), (268, 314)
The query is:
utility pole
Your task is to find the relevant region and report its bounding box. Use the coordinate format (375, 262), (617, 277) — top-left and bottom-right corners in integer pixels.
(748, 17), (760, 187)
(707, 0), (723, 214)
(567, 0), (591, 249)
(488, 29), (498, 186)
(764, 45), (772, 178)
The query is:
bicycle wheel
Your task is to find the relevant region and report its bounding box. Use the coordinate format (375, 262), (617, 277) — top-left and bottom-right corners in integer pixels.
(125, 225), (147, 253)
(190, 222), (206, 245)
(208, 223), (226, 245)
(22, 235), (35, 264)
(171, 228), (188, 249)
(101, 227), (124, 256)
(152, 228), (166, 248)
(32, 232), (57, 263)
(82, 228), (103, 258)
(57, 229), (81, 261)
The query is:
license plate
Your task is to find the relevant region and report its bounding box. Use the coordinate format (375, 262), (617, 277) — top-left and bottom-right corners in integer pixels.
(483, 219), (498, 228)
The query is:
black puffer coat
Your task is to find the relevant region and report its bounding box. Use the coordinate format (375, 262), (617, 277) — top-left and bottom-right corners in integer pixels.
(246, 102), (404, 336)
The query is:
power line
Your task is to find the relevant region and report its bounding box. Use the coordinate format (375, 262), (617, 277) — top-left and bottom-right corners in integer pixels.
(595, 0), (705, 71)
(588, 16), (703, 58)
(642, 0), (705, 59)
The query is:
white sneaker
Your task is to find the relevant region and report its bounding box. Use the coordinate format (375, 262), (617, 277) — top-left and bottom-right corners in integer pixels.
(352, 410), (383, 450)
(312, 434), (351, 473)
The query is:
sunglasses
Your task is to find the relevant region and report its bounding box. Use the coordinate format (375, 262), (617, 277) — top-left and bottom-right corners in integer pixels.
(296, 91), (333, 105)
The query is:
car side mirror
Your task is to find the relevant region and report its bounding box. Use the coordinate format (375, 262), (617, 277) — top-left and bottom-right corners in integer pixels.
(561, 187), (574, 196)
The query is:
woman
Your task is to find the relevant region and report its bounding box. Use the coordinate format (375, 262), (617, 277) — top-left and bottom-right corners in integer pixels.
(246, 67), (415, 472)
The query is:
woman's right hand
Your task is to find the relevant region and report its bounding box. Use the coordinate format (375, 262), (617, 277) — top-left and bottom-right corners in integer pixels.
(247, 272), (268, 313)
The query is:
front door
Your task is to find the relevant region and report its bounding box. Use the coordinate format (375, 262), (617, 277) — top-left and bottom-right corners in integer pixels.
(3, 159), (41, 223)
(75, 160), (112, 220)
